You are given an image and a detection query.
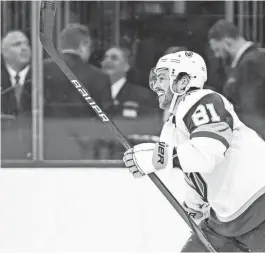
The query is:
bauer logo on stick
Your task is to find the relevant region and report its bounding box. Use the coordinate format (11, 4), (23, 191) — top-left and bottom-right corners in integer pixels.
(152, 142), (168, 170)
(72, 80), (109, 122)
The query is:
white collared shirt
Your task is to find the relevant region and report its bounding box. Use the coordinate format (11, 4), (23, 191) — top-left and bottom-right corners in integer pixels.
(5, 64), (30, 87)
(231, 41), (254, 68)
(111, 77), (126, 99)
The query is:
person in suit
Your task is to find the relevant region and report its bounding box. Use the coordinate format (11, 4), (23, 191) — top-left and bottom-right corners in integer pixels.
(101, 46), (160, 118)
(97, 46), (161, 159)
(1, 30), (32, 116)
(121, 46), (146, 89)
(43, 23), (112, 117)
(208, 19), (265, 138)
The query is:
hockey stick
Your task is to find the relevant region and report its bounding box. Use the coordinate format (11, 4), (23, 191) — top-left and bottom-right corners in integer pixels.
(39, 2), (217, 252)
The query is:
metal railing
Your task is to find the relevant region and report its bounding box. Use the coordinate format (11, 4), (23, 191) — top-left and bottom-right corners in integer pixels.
(226, 0), (264, 47)
(1, 1), (31, 35)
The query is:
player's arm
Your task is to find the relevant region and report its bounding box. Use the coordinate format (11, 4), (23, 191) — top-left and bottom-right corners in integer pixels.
(174, 93), (233, 174)
(122, 93), (233, 177)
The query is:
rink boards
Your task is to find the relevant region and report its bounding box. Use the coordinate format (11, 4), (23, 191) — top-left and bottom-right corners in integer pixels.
(0, 168), (191, 252)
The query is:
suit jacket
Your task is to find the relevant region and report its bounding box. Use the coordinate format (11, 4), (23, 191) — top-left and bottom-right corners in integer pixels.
(1, 61), (32, 116)
(223, 44), (265, 138)
(113, 80), (161, 117)
(43, 53), (112, 117)
(126, 66), (147, 88)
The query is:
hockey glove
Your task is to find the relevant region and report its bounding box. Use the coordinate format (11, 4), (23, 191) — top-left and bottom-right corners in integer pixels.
(123, 142), (169, 178)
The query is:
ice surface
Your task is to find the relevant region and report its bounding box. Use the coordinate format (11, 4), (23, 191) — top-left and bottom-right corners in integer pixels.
(0, 168), (191, 252)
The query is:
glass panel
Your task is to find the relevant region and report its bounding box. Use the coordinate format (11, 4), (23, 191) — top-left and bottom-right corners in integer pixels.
(1, 1), (33, 161)
(234, 0), (265, 47)
(3, 1), (263, 166)
(42, 1), (163, 162)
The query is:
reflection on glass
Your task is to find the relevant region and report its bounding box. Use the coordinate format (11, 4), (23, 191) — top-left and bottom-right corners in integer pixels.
(1, 1), (32, 160)
(43, 19), (162, 161)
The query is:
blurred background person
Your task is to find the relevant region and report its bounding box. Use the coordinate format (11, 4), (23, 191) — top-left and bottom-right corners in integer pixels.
(101, 46), (160, 118)
(89, 43), (146, 89)
(204, 44), (227, 94)
(43, 23), (112, 117)
(1, 30), (32, 160)
(1, 30), (32, 116)
(208, 19), (265, 138)
(123, 46), (146, 89)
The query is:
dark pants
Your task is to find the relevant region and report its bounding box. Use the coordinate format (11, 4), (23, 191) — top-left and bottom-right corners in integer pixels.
(182, 219), (265, 252)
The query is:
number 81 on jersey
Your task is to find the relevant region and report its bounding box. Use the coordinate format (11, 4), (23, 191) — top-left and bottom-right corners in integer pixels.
(192, 103), (221, 127)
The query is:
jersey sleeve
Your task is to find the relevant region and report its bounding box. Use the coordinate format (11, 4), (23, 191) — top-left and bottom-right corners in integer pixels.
(177, 93), (234, 173)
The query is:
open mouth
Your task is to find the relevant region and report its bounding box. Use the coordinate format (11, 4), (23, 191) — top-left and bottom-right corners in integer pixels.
(157, 90), (165, 97)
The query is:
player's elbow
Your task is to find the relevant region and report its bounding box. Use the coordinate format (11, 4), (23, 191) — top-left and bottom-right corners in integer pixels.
(177, 138), (226, 173)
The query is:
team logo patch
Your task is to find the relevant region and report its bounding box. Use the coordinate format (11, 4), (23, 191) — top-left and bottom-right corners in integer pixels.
(185, 51), (193, 58)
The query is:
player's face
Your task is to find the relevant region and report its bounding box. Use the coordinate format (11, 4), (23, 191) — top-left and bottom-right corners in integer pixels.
(150, 68), (173, 109)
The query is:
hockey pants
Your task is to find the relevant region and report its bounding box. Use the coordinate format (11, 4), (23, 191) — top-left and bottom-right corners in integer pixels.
(181, 219), (265, 252)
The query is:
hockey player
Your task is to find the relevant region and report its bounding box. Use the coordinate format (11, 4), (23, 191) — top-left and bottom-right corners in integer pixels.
(123, 51), (265, 252)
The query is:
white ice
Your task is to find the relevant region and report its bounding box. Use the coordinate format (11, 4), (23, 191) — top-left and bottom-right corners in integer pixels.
(0, 168), (191, 252)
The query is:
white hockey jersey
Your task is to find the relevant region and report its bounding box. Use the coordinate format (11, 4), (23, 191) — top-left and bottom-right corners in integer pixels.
(160, 89), (265, 222)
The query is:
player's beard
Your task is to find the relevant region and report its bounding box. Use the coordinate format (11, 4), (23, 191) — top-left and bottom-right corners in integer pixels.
(159, 88), (174, 110)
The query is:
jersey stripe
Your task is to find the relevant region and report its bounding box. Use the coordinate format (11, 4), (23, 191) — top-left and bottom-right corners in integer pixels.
(191, 131), (230, 149)
(190, 122), (233, 149)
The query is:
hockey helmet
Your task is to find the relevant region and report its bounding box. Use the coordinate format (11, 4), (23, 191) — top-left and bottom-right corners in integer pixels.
(149, 51), (207, 95)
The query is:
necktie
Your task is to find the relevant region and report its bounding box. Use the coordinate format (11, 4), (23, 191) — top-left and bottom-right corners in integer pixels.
(14, 73), (23, 105)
